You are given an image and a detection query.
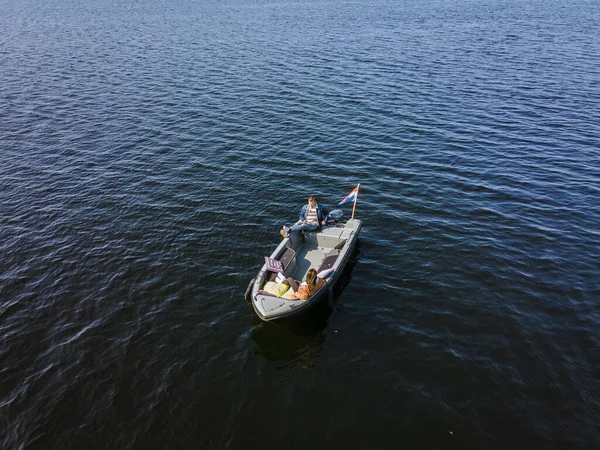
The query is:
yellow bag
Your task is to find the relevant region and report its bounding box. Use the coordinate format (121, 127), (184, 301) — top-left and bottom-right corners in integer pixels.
(263, 281), (289, 297)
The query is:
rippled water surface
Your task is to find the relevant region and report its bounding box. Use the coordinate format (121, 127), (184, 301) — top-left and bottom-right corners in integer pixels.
(1, 0), (600, 448)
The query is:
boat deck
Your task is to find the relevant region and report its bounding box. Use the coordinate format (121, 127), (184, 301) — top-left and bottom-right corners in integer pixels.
(292, 244), (327, 281)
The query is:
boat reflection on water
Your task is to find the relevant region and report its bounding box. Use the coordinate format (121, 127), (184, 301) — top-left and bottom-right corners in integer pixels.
(249, 243), (361, 366)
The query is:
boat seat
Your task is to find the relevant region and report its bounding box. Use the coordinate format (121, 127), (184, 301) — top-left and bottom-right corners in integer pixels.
(317, 249), (339, 274)
(278, 247), (296, 271)
(267, 247), (297, 281)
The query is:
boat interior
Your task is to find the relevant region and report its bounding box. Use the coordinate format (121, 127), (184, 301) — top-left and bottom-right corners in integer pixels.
(251, 219), (361, 319)
(262, 226), (353, 287)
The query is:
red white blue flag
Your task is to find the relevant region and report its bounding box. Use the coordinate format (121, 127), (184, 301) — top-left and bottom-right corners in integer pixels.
(339, 185), (359, 205)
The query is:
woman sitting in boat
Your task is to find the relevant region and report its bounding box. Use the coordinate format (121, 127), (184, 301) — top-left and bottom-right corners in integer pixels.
(286, 269), (326, 301)
(280, 196), (329, 238)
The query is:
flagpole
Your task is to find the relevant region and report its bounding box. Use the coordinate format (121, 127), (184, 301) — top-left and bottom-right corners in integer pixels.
(351, 184), (360, 219)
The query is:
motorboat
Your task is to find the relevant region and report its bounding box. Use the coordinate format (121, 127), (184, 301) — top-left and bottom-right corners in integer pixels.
(246, 217), (362, 321)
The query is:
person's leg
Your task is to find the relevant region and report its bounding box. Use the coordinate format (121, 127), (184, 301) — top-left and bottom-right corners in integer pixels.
(285, 277), (299, 292)
(281, 220), (302, 237)
(290, 222), (318, 233)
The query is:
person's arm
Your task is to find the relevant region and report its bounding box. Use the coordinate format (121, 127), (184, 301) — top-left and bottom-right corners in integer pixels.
(299, 204), (307, 223)
(308, 278), (326, 296)
(320, 205), (330, 225)
(296, 285), (309, 300)
(315, 278), (326, 290)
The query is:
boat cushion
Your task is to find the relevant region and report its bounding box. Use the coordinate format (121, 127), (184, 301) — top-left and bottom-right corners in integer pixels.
(263, 281), (290, 297)
(264, 256), (284, 273)
(317, 249), (339, 274)
(278, 247), (296, 271)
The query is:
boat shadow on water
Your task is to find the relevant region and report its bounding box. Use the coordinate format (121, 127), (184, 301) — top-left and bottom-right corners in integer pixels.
(248, 242), (362, 365)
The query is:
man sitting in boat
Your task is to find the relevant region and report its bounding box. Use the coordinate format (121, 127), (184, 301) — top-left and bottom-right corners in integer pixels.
(285, 269), (326, 300)
(280, 195), (330, 238)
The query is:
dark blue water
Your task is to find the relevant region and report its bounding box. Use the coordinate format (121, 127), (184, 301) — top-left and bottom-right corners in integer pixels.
(1, 0), (599, 448)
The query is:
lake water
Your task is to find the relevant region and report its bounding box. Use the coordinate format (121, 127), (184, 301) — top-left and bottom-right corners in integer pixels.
(1, 0), (599, 448)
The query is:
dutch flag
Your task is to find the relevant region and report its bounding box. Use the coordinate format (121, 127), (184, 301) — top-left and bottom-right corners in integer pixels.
(339, 185), (359, 205)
